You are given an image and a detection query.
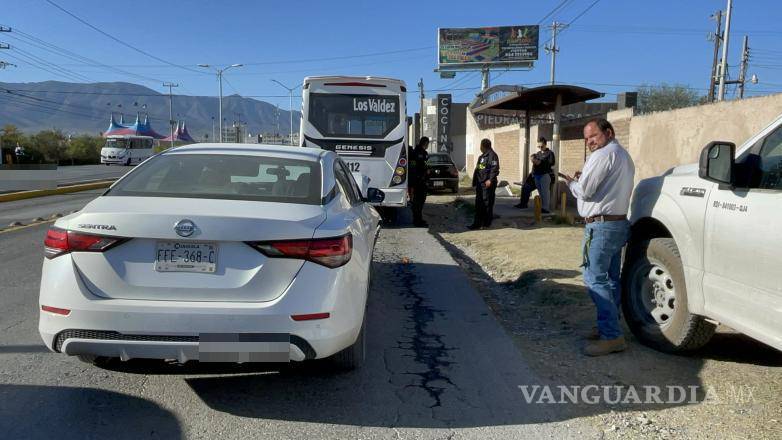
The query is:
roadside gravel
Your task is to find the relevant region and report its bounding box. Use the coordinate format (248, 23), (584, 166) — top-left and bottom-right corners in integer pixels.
(424, 194), (782, 440)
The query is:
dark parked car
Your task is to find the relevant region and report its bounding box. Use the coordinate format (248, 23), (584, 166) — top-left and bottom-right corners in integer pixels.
(426, 153), (459, 193)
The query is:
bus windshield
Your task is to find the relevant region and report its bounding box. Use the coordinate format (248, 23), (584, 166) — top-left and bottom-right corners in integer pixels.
(308, 93), (400, 138)
(105, 138), (130, 149)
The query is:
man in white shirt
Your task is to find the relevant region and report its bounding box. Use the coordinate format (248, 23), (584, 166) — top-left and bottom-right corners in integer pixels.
(561, 118), (635, 356)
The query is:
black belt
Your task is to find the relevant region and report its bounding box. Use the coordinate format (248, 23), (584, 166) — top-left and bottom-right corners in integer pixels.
(584, 214), (627, 224)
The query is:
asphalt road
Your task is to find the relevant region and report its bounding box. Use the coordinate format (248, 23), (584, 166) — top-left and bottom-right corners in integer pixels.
(0, 189), (103, 226)
(49, 164), (133, 185)
(0, 205), (598, 439)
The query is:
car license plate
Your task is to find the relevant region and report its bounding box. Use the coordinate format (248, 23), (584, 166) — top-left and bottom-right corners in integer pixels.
(433, 181), (444, 187)
(155, 241), (218, 273)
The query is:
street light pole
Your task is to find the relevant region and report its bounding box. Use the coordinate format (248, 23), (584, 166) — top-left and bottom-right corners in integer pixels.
(271, 79), (302, 146)
(163, 82), (178, 149)
(198, 63), (243, 142)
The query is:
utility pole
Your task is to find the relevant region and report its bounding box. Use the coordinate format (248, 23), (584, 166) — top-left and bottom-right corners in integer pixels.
(0, 26), (10, 70)
(737, 35), (749, 99)
(707, 10), (723, 102)
(417, 78), (424, 141)
(545, 21), (564, 85)
(717, 0), (733, 101)
(163, 82), (178, 149)
(480, 65), (490, 91)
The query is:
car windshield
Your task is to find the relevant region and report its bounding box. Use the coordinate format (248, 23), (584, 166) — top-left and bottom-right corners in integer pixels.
(105, 153), (322, 204)
(427, 154), (452, 164)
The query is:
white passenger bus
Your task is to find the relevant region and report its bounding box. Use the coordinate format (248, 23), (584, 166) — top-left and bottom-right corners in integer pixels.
(300, 76), (408, 207)
(100, 135), (155, 166)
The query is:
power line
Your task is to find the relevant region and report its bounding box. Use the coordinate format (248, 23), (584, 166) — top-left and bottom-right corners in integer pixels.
(3, 52), (89, 83)
(4, 29), (164, 84)
(241, 46), (433, 66)
(10, 46), (94, 82)
(43, 0), (205, 75)
(537, 0), (574, 25)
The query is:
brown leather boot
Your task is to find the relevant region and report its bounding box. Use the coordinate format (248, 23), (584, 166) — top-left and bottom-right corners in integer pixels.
(584, 336), (627, 356)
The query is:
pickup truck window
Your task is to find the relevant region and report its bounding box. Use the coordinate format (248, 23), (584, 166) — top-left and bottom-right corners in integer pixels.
(758, 126), (782, 190)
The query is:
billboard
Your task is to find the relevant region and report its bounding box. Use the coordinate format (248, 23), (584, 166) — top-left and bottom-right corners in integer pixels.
(438, 25), (539, 69)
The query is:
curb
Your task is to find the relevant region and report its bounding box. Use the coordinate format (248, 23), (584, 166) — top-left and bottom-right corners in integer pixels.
(0, 180), (115, 203)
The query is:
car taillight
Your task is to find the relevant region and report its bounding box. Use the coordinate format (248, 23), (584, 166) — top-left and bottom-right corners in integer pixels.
(247, 234), (352, 268)
(450, 165), (459, 177)
(44, 227), (126, 259)
(390, 147), (407, 186)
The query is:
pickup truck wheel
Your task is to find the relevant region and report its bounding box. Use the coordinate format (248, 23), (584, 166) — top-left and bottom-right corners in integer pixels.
(622, 238), (716, 352)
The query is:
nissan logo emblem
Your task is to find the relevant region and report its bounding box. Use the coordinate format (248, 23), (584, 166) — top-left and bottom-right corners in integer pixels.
(174, 219), (196, 237)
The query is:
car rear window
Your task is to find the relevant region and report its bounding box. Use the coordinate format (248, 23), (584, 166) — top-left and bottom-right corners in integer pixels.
(105, 153), (322, 204)
(427, 154), (452, 164)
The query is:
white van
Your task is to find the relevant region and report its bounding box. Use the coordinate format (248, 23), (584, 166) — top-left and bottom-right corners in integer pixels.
(100, 135), (155, 166)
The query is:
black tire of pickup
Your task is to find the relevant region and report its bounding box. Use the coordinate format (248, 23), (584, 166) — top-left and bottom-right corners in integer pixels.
(622, 238), (716, 352)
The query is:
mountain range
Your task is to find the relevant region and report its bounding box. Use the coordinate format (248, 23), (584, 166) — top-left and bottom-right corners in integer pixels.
(0, 81), (300, 139)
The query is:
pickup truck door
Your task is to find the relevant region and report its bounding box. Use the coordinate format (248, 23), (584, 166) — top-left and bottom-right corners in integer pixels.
(703, 123), (782, 350)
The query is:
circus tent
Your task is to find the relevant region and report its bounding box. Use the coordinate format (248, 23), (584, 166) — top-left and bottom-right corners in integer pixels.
(103, 113), (166, 139)
(162, 121), (196, 143)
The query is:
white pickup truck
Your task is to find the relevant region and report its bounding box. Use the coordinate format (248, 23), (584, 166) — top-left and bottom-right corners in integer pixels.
(622, 114), (782, 353)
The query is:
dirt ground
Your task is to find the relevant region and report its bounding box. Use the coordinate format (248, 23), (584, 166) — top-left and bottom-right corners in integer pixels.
(422, 193), (782, 439)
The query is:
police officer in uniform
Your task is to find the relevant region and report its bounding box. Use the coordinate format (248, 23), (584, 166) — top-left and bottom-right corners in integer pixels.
(468, 138), (500, 230)
(408, 136), (430, 227)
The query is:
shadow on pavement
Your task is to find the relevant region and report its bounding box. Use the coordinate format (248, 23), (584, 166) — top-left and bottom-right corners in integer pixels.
(164, 259), (714, 428)
(0, 384), (183, 439)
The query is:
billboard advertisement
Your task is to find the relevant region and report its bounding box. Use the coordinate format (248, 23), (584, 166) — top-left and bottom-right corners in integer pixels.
(438, 25), (539, 68)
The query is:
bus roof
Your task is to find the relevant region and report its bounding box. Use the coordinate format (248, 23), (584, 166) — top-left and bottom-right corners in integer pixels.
(303, 76), (406, 87)
(106, 134), (155, 139)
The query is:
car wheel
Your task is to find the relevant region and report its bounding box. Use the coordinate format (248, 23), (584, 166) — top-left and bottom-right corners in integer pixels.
(125, 157), (131, 166)
(451, 185), (458, 194)
(332, 316), (366, 370)
(77, 354), (114, 367)
(621, 238), (716, 352)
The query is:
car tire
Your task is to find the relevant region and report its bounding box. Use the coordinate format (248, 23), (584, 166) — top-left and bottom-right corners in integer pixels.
(451, 185), (458, 194)
(77, 354), (113, 367)
(125, 157), (131, 166)
(622, 238), (716, 352)
(332, 316), (366, 370)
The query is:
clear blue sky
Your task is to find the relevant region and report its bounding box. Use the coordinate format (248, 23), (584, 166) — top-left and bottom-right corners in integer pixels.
(2, 0), (781, 112)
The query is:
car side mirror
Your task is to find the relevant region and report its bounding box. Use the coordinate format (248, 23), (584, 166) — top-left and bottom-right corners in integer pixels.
(364, 187), (385, 204)
(698, 141), (736, 185)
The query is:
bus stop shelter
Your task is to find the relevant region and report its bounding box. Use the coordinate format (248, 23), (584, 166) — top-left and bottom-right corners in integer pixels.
(471, 84), (603, 209)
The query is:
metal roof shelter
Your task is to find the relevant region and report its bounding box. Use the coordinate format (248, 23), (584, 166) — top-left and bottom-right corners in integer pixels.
(470, 84), (603, 210)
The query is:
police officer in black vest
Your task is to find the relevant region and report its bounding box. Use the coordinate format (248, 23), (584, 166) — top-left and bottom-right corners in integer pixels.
(408, 136), (430, 227)
(468, 138), (500, 230)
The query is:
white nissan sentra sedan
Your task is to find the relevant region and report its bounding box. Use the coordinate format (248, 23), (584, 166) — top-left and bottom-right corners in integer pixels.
(39, 143), (383, 369)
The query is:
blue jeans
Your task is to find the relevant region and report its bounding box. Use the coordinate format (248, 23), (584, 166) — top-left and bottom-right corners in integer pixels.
(581, 220), (630, 340)
(533, 174), (551, 210)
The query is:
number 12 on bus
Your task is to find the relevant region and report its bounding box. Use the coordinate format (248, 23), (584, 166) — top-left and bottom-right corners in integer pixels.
(300, 76), (408, 207)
